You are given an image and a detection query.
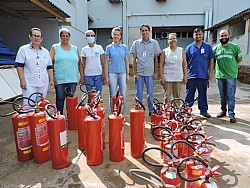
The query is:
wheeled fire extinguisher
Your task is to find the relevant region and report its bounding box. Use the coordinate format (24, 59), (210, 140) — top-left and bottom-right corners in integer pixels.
(9, 97), (35, 161)
(28, 101), (50, 163)
(177, 156), (221, 188)
(65, 87), (78, 130)
(108, 99), (124, 162)
(76, 93), (88, 151)
(45, 104), (69, 169)
(142, 147), (181, 188)
(112, 87), (124, 115)
(28, 92), (49, 112)
(130, 97), (145, 158)
(84, 103), (103, 166)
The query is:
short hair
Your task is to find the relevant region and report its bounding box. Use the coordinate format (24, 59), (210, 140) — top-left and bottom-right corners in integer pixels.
(85, 30), (95, 37)
(193, 28), (203, 34)
(219, 29), (230, 36)
(59, 28), (71, 36)
(111, 27), (122, 36)
(168, 33), (177, 39)
(140, 24), (150, 32)
(29, 28), (42, 36)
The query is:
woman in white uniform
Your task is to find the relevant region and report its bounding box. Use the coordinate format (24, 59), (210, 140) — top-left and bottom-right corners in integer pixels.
(15, 28), (54, 106)
(159, 33), (187, 104)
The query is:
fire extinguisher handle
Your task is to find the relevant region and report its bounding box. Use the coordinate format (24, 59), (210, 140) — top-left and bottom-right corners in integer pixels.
(142, 147), (173, 167)
(12, 96), (36, 114)
(177, 156), (209, 182)
(171, 98), (185, 108)
(85, 103), (98, 119)
(186, 133), (206, 144)
(45, 104), (58, 119)
(28, 92), (43, 107)
(129, 169), (167, 188)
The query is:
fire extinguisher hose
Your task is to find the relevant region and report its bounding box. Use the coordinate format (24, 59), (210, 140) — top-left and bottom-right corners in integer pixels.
(129, 169), (167, 188)
(65, 87), (74, 97)
(179, 124), (196, 139)
(76, 93), (88, 108)
(186, 133), (206, 144)
(170, 140), (197, 159)
(0, 98), (16, 117)
(177, 156), (209, 182)
(28, 92), (43, 107)
(142, 147), (173, 167)
(85, 103), (98, 119)
(45, 104), (58, 119)
(12, 96), (36, 114)
(152, 126), (173, 142)
(134, 97), (145, 111)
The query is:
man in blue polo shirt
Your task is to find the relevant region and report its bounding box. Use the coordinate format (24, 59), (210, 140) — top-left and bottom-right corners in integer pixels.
(185, 28), (214, 118)
(130, 24), (161, 115)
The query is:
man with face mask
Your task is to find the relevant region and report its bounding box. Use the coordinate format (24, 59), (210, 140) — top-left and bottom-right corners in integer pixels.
(213, 29), (242, 123)
(81, 30), (105, 96)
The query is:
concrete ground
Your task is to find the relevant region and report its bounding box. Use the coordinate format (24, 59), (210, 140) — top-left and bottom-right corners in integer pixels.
(0, 76), (250, 188)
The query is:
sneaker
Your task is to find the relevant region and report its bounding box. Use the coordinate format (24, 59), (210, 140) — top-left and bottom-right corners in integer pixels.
(229, 116), (236, 123)
(217, 111), (226, 118)
(200, 112), (211, 118)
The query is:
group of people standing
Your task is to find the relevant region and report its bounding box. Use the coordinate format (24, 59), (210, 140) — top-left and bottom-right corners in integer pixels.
(15, 25), (242, 123)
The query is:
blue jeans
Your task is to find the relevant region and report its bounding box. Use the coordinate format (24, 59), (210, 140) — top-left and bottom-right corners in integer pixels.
(55, 83), (77, 115)
(135, 75), (154, 113)
(185, 78), (208, 113)
(216, 78), (236, 117)
(109, 73), (126, 112)
(84, 75), (103, 96)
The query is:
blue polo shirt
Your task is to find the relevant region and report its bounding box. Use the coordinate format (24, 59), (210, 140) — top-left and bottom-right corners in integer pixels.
(106, 43), (129, 73)
(185, 41), (214, 79)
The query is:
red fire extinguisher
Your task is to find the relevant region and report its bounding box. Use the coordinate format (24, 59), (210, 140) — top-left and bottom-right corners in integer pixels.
(130, 97), (145, 158)
(9, 97), (35, 161)
(76, 93), (88, 151)
(45, 104), (69, 169)
(177, 156), (221, 188)
(108, 99), (124, 162)
(28, 101), (50, 163)
(84, 103), (103, 166)
(142, 147), (181, 188)
(112, 87), (124, 115)
(28, 92), (49, 112)
(65, 87), (78, 130)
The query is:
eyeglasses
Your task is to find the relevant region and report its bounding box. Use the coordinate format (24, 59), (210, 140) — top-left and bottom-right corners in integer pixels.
(31, 34), (42, 39)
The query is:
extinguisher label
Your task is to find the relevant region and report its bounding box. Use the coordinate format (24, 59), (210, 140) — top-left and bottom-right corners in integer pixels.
(121, 126), (124, 149)
(60, 130), (67, 148)
(192, 165), (203, 176)
(35, 122), (49, 146)
(17, 126), (32, 150)
(164, 171), (177, 179)
(18, 121), (28, 127)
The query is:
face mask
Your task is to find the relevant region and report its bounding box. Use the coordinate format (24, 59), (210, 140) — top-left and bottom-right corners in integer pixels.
(220, 37), (229, 44)
(86, 37), (95, 44)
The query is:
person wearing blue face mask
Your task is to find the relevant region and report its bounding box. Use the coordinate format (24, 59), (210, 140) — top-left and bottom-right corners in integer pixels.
(81, 30), (105, 95)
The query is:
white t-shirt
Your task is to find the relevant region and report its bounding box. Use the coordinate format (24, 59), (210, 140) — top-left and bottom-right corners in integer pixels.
(81, 44), (104, 76)
(163, 46), (183, 82)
